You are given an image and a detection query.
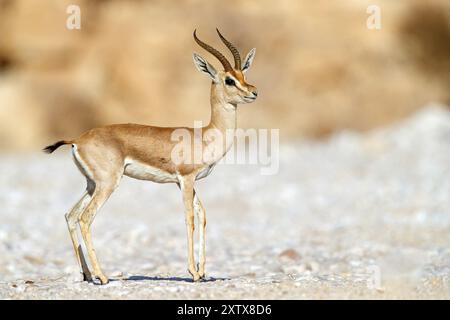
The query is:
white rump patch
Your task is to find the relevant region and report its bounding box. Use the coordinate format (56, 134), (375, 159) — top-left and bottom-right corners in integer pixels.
(71, 144), (94, 180)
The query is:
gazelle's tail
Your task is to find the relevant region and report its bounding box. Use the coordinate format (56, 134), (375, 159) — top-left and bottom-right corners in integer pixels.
(42, 140), (72, 154)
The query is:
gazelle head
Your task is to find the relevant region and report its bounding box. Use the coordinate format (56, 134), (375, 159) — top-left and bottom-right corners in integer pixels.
(193, 29), (258, 105)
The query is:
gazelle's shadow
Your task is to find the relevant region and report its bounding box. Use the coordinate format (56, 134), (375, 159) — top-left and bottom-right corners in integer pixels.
(121, 275), (229, 283)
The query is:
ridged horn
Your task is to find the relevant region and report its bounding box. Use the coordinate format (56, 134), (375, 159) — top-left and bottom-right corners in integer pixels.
(216, 28), (241, 69)
(193, 29), (232, 72)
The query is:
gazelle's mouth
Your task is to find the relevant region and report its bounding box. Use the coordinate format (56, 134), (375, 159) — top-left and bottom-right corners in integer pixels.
(244, 96), (256, 101)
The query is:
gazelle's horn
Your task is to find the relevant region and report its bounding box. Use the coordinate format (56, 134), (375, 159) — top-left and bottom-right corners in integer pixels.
(216, 28), (241, 69)
(193, 29), (233, 72)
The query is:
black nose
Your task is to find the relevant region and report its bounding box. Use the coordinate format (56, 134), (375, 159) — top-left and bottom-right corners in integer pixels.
(252, 91), (258, 97)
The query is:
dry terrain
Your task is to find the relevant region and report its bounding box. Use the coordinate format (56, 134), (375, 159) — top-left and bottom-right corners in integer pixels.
(0, 105), (449, 299)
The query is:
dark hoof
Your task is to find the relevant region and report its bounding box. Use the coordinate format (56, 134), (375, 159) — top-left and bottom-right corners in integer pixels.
(96, 276), (109, 285)
(82, 272), (93, 282)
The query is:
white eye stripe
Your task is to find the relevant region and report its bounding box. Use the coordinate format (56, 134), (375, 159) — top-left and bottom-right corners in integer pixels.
(229, 77), (247, 92)
(235, 83), (246, 91)
(225, 75), (241, 87)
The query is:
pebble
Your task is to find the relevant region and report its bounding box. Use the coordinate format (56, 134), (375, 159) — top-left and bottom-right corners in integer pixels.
(278, 249), (301, 261)
(111, 271), (124, 277)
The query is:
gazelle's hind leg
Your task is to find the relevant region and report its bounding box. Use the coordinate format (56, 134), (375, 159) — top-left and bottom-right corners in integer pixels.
(78, 182), (117, 285)
(71, 142), (123, 285)
(65, 189), (92, 281)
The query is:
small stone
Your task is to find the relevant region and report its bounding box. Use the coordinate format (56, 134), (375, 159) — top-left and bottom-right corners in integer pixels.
(23, 255), (45, 265)
(278, 249), (301, 261)
(111, 270), (124, 277)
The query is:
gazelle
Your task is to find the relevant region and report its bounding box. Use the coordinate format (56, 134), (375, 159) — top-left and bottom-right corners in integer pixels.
(43, 29), (257, 284)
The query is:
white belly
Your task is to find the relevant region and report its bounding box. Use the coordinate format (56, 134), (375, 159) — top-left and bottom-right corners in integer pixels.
(124, 159), (178, 183)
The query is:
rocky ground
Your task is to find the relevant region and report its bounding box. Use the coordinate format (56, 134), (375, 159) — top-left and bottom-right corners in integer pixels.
(0, 105), (449, 299)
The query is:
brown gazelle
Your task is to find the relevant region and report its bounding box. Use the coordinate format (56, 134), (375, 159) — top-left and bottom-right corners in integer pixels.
(43, 29), (257, 284)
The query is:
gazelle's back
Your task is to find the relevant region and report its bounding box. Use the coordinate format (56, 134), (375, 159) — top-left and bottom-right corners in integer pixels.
(73, 124), (199, 182)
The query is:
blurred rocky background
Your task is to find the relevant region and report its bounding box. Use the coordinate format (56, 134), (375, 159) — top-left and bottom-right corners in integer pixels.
(1, 1), (449, 299)
(0, 0), (449, 150)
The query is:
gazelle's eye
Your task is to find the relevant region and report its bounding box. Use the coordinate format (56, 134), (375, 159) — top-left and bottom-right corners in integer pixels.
(225, 77), (235, 86)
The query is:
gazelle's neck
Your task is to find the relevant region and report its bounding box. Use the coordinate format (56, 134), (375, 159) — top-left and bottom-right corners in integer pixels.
(200, 83), (237, 164)
(207, 83), (237, 132)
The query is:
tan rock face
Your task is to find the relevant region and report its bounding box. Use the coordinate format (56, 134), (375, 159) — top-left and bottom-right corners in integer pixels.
(0, 0), (449, 151)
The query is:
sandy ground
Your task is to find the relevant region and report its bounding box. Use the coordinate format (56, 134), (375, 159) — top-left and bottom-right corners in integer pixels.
(0, 105), (449, 299)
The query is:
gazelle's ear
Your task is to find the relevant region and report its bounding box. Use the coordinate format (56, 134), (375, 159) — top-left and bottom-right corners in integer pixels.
(241, 48), (256, 73)
(193, 53), (218, 82)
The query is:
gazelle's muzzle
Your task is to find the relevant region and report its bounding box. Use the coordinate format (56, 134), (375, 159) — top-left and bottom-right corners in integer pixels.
(244, 85), (258, 102)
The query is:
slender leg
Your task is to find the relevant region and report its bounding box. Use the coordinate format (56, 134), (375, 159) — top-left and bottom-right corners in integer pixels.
(78, 186), (114, 285)
(193, 190), (206, 279)
(180, 176), (200, 281)
(65, 191), (92, 281)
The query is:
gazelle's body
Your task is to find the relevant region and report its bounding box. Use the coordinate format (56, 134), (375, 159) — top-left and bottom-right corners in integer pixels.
(44, 29), (257, 284)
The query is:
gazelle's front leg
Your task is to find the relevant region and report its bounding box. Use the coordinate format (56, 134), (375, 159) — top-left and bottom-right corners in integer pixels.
(193, 190), (206, 279)
(179, 175), (201, 281)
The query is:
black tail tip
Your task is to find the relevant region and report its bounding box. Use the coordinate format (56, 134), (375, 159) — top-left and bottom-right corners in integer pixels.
(42, 140), (67, 154)
(42, 145), (56, 154)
